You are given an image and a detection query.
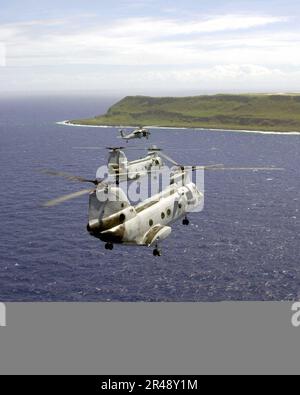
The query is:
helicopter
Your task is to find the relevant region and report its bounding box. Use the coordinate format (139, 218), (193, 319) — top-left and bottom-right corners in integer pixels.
(43, 149), (282, 257)
(87, 165), (204, 256)
(73, 145), (164, 182)
(120, 127), (151, 142)
(107, 146), (162, 181)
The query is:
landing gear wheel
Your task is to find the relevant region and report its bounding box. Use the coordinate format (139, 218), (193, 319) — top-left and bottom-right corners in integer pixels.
(182, 217), (190, 226)
(153, 248), (162, 257)
(105, 243), (114, 251)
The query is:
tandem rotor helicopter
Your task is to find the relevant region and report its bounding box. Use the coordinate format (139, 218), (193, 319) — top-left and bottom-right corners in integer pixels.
(43, 138), (283, 256)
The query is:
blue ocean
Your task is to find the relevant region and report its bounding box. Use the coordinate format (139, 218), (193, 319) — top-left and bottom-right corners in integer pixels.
(0, 95), (299, 301)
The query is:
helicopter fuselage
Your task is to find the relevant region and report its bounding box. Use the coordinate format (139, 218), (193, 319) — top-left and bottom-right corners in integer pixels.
(88, 178), (203, 248)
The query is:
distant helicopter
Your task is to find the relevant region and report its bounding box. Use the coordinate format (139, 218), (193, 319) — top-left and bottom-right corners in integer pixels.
(120, 127), (151, 142)
(43, 149), (282, 257)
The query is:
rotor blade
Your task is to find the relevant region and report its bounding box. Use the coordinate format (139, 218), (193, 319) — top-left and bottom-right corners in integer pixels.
(82, 146), (158, 151)
(105, 146), (153, 152)
(109, 164), (284, 180)
(188, 166), (284, 171)
(109, 165), (223, 178)
(41, 169), (98, 185)
(186, 164), (225, 170)
(43, 189), (94, 207)
(106, 147), (126, 151)
(209, 167), (284, 171)
(148, 145), (161, 152)
(73, 147), (103, 150)
(158, 152), (180, 166)
(178, 164), (224, 170)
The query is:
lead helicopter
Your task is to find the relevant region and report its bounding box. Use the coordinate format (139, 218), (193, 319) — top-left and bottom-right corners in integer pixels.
(119, 126), (151, 142)
(43, 149), (282, 257)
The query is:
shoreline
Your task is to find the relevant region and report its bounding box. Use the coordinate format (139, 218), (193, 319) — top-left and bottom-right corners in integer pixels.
(57, 120), (300, 136)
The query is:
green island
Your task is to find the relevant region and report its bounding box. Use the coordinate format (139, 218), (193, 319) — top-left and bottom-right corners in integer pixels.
(70, 94), (300, 132)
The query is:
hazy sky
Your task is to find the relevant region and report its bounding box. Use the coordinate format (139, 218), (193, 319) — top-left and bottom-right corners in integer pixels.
(1, 0), (300, 95)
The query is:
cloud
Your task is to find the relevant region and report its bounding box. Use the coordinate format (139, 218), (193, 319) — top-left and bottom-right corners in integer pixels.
(2, 63), (299, 94)
(154, 64), (286, 82)
(7, 29), (300, 68)
(0, 43), (6, 66)
(108, 15), (286, 37)
(0, 12), (299, 92)
(0, 13), (290, 66)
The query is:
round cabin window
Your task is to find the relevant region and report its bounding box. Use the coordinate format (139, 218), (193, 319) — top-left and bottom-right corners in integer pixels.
(161, 212), (165, 220)
(167, 209), (172, 217)
(149, 219), (154, 227)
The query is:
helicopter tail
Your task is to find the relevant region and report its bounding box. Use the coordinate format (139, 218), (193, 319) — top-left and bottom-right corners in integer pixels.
(120, 129), (126, 139)
(108, 149), (128, 175)
(87, 186), (131, 234)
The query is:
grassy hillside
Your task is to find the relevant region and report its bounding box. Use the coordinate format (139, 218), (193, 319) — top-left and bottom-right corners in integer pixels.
(71, 94), (300, 132)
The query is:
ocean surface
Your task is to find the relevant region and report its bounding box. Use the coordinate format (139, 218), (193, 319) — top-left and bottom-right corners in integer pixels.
(0, 95), (299, 302)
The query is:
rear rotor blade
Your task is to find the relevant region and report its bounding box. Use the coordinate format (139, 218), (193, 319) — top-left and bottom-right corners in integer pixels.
(188, 166), (284, 171)
(158, 151), (180, 166)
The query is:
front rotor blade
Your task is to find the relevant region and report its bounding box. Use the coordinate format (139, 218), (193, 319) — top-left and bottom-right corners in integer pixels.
(41, 170), (98, 184)
(43, 189), (95, 207)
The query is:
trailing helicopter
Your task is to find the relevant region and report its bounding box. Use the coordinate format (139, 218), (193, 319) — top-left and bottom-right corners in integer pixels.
(107, 146), (163, 181)
(43, 149), (282, 257)
(119, 127), (151, 142)
(73, 145), (164, 182)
